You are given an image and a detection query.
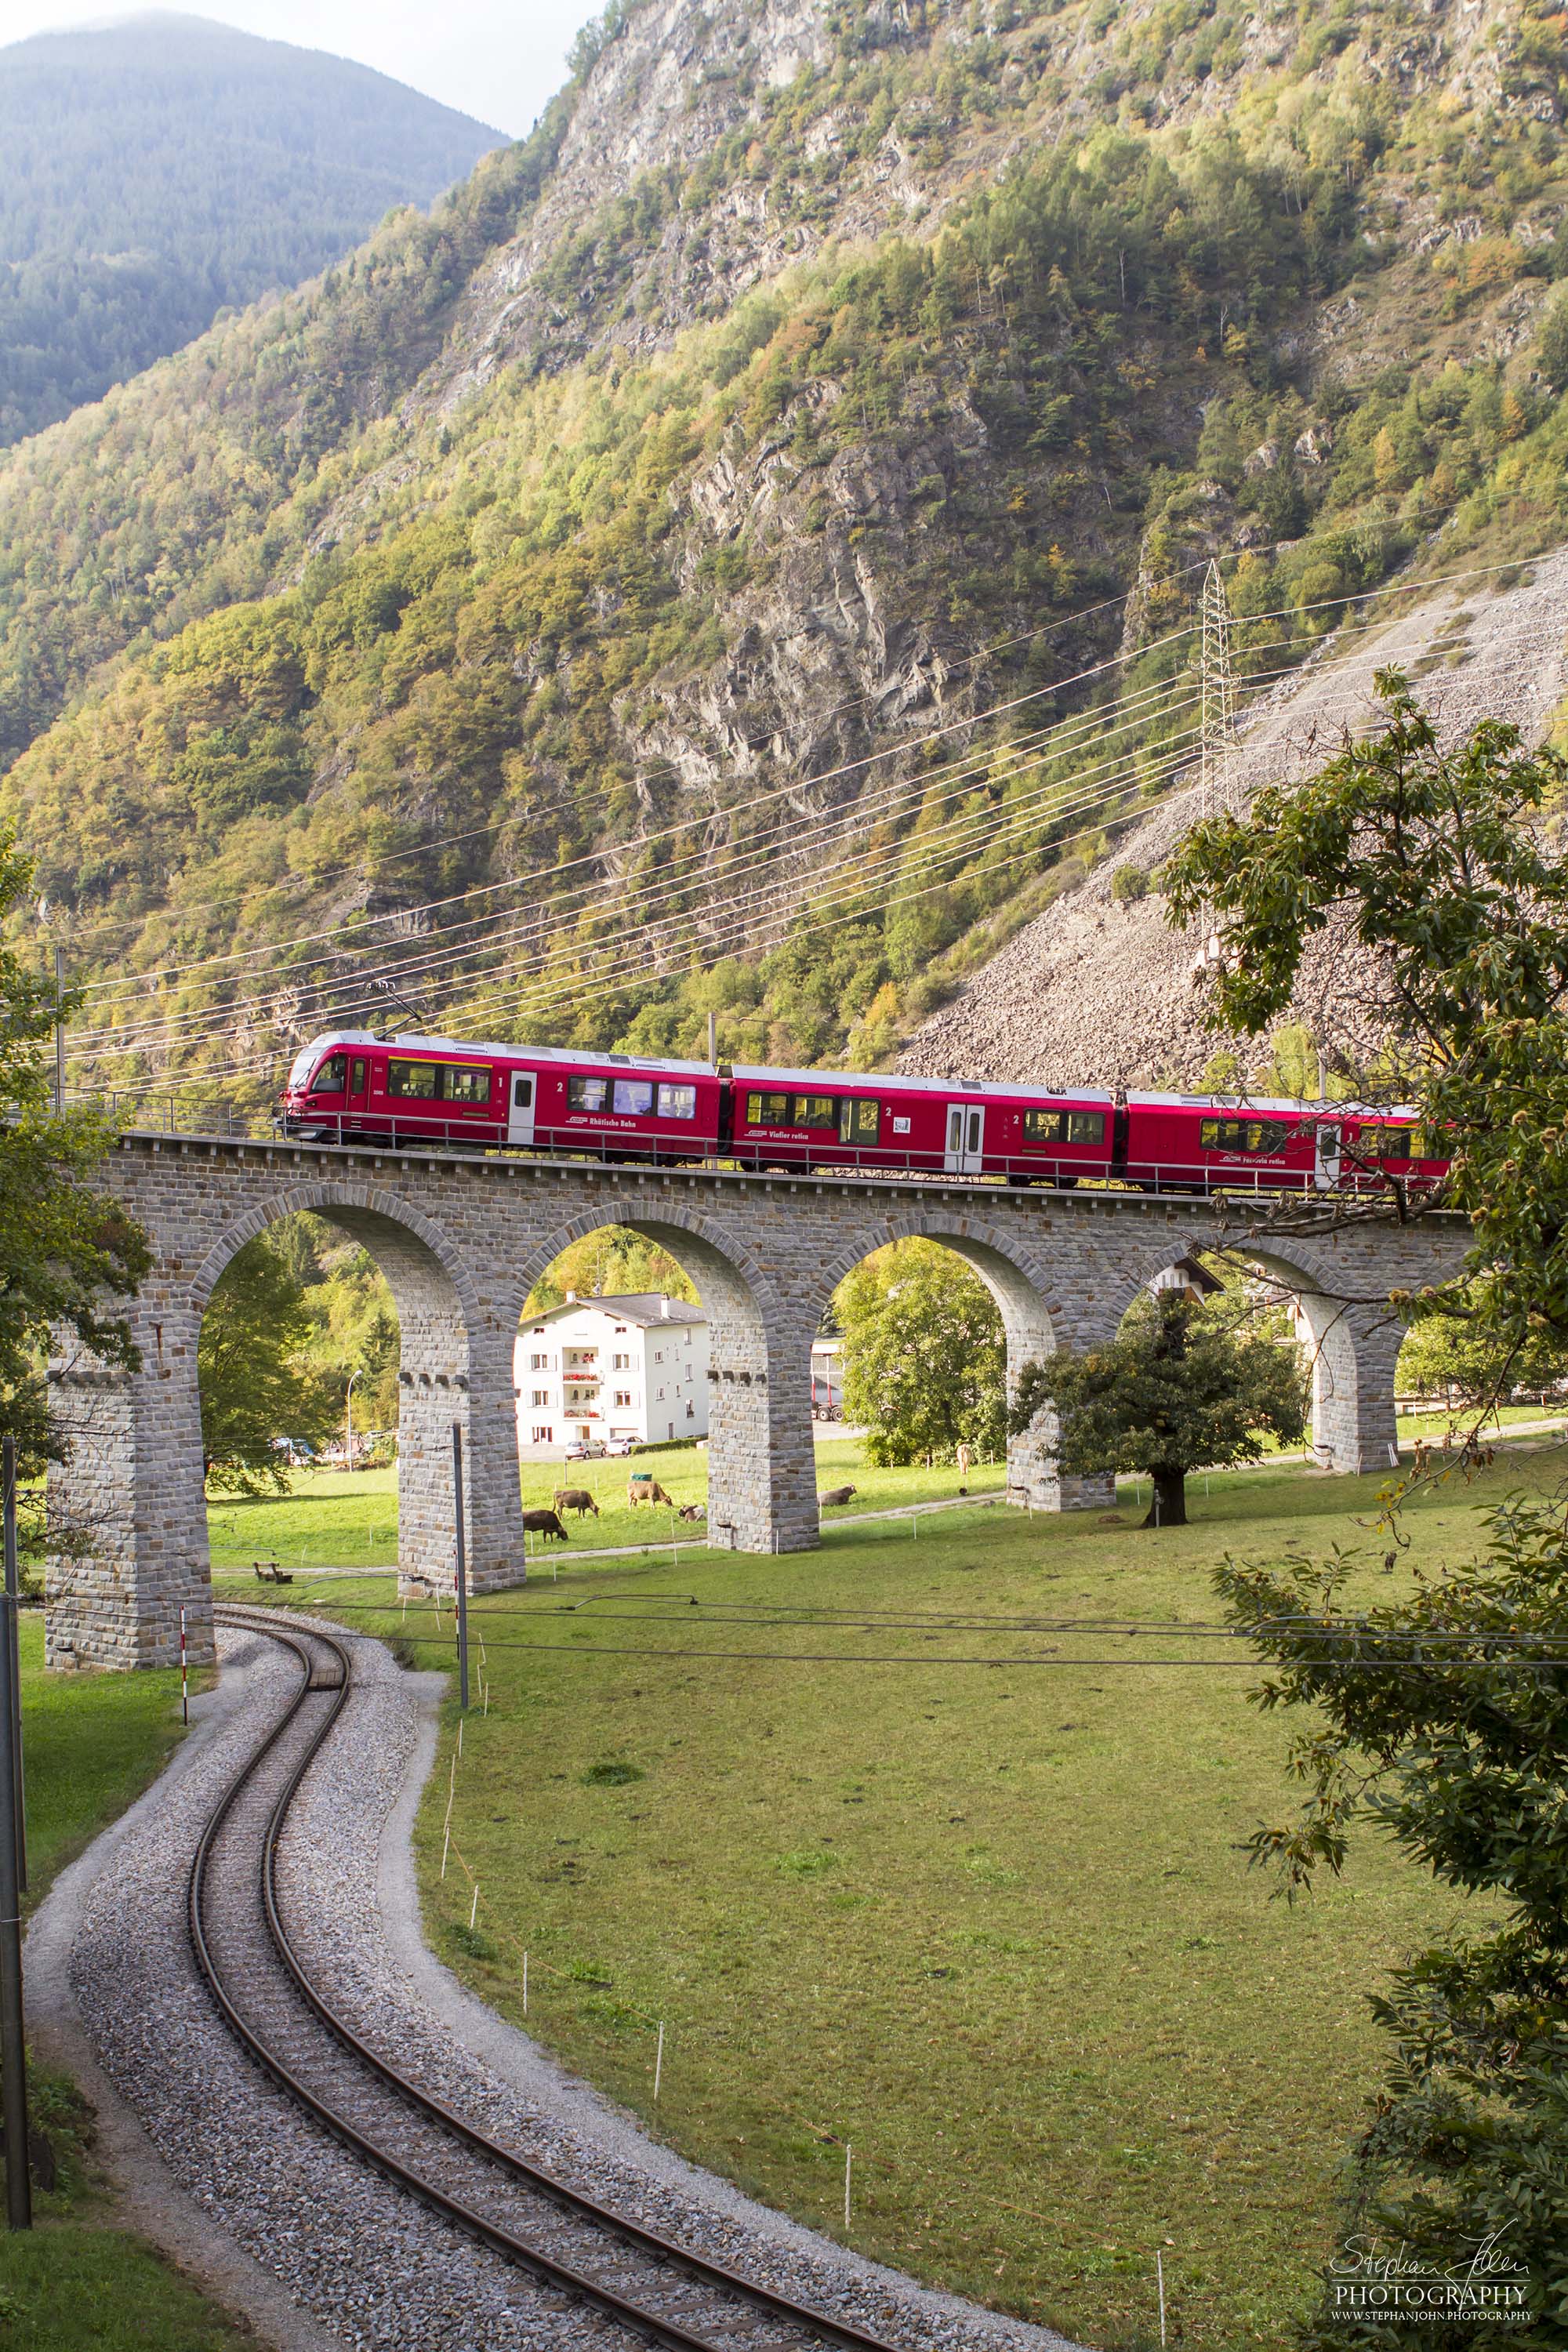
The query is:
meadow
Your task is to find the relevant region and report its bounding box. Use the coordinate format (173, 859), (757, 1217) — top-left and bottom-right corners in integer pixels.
(247, 1437), (1566, 2350)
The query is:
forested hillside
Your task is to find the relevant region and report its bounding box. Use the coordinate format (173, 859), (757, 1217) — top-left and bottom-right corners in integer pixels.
(5, 0), (1568, 1112)
(0, 13), (502, 447)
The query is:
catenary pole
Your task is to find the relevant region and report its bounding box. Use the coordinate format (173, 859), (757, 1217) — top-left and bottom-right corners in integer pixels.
(0, 1439), (30, 2229)
(452, 1423), (470, 1711)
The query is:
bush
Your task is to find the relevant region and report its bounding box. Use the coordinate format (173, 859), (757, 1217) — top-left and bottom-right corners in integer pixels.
(1111, 861), (1150, 903)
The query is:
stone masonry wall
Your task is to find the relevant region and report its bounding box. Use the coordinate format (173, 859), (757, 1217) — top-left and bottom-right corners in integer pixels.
(48, 1134), (1473, 1667)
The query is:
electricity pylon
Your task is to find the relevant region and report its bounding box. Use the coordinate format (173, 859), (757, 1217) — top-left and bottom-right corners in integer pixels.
(1199, 557), (1238, 820)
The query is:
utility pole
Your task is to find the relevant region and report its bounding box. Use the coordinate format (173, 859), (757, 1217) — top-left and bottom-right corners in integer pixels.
(0, 1440), (31, 2231)
(1199, 558), (1238, 822)
(344, 1369), (361, 1473)
(51, 945), (64, 1116)
(451, 1423), (470, 1712)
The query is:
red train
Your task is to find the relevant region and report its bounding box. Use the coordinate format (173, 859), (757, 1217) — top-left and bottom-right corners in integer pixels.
(280, 1029), (1444, 1194)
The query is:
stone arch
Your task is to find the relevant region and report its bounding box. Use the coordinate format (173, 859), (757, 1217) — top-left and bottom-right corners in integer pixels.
(812, 1210), (1102, 1512)
(1102, 1227), (1402, 1476)
(508, 1204), (817, 1553)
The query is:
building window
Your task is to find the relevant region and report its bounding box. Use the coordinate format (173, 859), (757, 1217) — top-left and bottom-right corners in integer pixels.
(612, 1352), (630, 1370)
(531, 1389), (550, 1407)
(529, 1352), (550, 1370)
(657, 1387), (665, 1400)
(614, 1390), (632, 1407)
(531, 1425), (552, 1444)
(686, 1402), (695, 1419)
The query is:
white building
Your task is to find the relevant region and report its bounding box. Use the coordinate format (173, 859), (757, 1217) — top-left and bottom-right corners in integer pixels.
(515, 1293), (710, 1457)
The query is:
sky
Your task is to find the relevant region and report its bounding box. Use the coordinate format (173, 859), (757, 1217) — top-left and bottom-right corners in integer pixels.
(0, 2), (605, 135)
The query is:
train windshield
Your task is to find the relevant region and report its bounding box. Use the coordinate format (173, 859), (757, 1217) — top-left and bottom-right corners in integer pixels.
(287, 1046), (318, 1091)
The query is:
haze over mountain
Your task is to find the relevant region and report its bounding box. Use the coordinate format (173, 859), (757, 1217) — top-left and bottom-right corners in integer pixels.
(0, 11), (504, 445)
(2, 0), (1568, 1109)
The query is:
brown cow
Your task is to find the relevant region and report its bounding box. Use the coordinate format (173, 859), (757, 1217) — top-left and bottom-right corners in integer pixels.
(522, 1508), (569, 1541)
(677, 1502), (706, 1523)
(553, 1488), (601, 1519)
(628, 1477), (673, 1508)
(818, 1484), (858, 1508)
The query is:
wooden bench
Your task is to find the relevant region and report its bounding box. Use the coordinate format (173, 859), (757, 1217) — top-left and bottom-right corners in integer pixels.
(252, 1561), (293, 1586)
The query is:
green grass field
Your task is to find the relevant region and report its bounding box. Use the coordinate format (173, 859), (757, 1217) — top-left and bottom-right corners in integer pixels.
(246, 1440), (1565, 2352)
(205, 1437), (1011, 1577)
(3, 1621), (251, 2348)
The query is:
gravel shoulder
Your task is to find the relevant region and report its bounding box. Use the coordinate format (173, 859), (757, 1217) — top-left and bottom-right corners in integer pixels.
(40, 1613), (1090, 2352)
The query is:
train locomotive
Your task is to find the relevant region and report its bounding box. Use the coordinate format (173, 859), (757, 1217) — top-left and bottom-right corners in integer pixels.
(279, 1029), (1445, 1196)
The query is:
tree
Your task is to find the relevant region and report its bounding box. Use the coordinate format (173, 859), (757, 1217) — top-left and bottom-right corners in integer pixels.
(1163, 677), (1568, 2333)
(525, 1226), (698, 1315)
(1010, 1287), (1308, 1527)
(0, 829), (149, 1559)
(836, 1240), (1007, 1468)
(199, 1233), (338, 1493)
(1396, 1289), (1566, 1411)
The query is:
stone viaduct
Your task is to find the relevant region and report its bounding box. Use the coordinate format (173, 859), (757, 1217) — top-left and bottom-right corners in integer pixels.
(46, 1130), (1472, 1669)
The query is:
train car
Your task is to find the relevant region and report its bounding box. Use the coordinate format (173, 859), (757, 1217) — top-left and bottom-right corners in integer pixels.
(280, 1031), (724, 1160)
(1121, 1094), (1441, 1194)
(728, 1064), (1116, 1182)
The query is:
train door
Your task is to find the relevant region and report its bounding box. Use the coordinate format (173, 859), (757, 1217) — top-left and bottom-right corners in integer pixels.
(945, 1102), (985, 1174)
(347, 1054), (368, 1127)
(1314, 1122), (1342, 1191)
(508, 1070), (537, 1146)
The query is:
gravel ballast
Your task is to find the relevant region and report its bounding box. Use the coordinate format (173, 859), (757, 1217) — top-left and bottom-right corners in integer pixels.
(62, 1613), (1086, 2352)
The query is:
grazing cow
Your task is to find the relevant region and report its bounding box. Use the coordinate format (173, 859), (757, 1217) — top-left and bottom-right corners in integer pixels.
(818, 1484), (857, 1508)
(628, 1477), (673, 1508)
(677, 1502), (706, 1523)
(522, 1508), (569, 1542)
(553, 1487), (601, 1519)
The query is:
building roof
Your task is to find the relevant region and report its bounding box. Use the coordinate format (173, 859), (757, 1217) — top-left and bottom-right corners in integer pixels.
(528, 1292), (708, 1329)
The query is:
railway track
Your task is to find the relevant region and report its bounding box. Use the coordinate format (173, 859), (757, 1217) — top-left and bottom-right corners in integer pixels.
(196, 1605), (903, 2352)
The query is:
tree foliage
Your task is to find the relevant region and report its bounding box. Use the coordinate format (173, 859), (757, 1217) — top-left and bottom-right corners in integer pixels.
(1163, 673), (1568, 1367)
(198, 1232), (339, 1494)
(1010, 1288), (1307, 1529)
(0, 829), (149, 1552)
(835, 1240), (1006, 1468)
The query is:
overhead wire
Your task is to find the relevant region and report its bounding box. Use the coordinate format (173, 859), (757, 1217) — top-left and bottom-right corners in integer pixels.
(66, 660), (1204, 1051)
(65, 545), (1534, 1009)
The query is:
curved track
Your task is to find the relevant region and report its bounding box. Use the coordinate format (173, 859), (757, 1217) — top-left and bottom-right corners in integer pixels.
(194, 1606), (902, 2352)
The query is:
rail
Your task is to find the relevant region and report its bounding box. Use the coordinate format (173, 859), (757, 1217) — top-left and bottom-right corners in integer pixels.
(195, 1605), (902, 2352)
(87, 1093), (1438, 1200)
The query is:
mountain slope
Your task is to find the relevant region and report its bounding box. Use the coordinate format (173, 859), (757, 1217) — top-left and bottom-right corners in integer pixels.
(5, 0), (1568, 1110)
(0, 11), (503, 446)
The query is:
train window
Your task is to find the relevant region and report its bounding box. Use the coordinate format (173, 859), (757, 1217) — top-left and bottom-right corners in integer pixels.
(838, 1098), (881, 1145)
(1358, 1124), (1411, 1162)
(657, 1083), (697, 1120)
(568, 1076), (609, 1112)
(445, 1066), (491, 1104)
(746, 1091), (789, 1124)
(1023, 1109), (1065, 1143)
(1067, 1112), (1106, 1146)
(310, 1054), (348, 1094)
(612, 1078), (655, 1115)
(386, 1058), (437, 1099)
(1200, 1117), (1289, 1155)
(792, 1094), (837, 1128)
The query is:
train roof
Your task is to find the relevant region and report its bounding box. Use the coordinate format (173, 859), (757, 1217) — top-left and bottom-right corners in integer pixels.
(731, 1063), (1116, 1105)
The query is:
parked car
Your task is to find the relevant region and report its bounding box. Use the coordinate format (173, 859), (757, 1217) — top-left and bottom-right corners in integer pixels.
(564, 1437), (608, 1461)
(605, 1435), (637, 1457)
